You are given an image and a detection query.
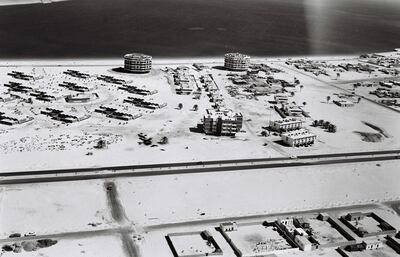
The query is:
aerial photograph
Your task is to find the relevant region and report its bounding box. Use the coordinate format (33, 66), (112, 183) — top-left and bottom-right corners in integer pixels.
(0, 0), (400, 256)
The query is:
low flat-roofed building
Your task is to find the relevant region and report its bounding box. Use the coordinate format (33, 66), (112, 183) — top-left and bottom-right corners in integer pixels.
(269, 118), (303, 132)
(333, 99), (355, 107)
(284, 104), (303, 116)
(281, 129), (316, 147)
(294, 235), (312, 251)
(362, 239), (383, 250)
(220, 222), (238, 232)
(274, 93), (288, 103)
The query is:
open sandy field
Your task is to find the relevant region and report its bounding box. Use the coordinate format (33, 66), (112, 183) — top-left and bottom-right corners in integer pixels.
(0, 180), (115, 237)
(115, 159), (400, 227)
(1, 235), (126, 257)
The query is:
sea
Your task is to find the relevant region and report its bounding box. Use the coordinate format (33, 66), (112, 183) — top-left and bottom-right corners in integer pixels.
(0, 0), (399, 58)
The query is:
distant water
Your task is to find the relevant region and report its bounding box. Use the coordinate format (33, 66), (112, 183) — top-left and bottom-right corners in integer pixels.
(0, 0), (399, 58)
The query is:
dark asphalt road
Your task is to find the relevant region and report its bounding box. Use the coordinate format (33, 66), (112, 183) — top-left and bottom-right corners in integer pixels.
(1, 151), (399, 185)
(104, 181), (141, 257)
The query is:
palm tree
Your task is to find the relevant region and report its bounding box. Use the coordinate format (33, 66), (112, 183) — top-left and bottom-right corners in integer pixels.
(178, 103), (183, 110)
(326, 96), (331, 103)
(193, 104), (198, 111)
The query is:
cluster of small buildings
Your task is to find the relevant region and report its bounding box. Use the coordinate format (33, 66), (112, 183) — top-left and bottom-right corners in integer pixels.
(172, 67), (197, 95)
(123, 97), (167, 109)
(202, 109), (243, 136)
(361, 53), (400, 68)
(379, 80), (400, 89)
(336, 212), (399, 256)
(4, 81), (32, 93)
(94, 106), (141, 121)
(7, 71), (34, 80)
(124, 53), (152, 73)
(63, 69), (90, 79)
(287, 59), (328, 76)
(227, 74), (289, 98)
(30, 90), (63, 102)
(338, 63), (375, 73)
(247, 63), (281, 75)
(41, 107), (90, 123)
(340, 212), (397, 238)
(370, 87), (400, 98)
(59, 81), (93, 92)
(0, 111), (33, 126)
(217, 213), (357, 257)
(97, 75), (126, 84)
(118, 84), (158, 96)
(4, 81), (60, 102)
(210, 211), (399, 257)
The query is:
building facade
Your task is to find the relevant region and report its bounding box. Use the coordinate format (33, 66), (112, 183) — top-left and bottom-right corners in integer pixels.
(124, 53), (152, 73)
(281, 129), (316, 147)
(270, 118), (303, 132)
(284, 104), (303, 116)
(203, 109), (243, 136)
(224, 53), (250, 71)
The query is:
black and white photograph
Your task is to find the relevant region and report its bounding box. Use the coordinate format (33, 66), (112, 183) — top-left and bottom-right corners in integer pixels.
(0, 0), (400, 256)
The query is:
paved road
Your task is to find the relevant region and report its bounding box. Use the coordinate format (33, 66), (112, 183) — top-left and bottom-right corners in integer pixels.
(0, 227), (126, 244)
(104, 181), (141, 257)
(1, 151), (399, 185)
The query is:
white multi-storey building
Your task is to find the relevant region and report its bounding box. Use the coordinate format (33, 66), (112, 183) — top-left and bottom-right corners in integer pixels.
(269, 118), (303, 132)
(124, 53), (152, 73)
(203, 109), (243, 136)
(281, 129), (316, 147)
(224, 53), (250, 71)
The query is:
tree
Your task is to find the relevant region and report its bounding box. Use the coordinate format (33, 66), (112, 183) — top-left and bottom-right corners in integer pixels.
(261, 131), (268, 137)
(312, 120), (319, 127)
(326, 96), (331, 103)
(290, 91), (295, 97)
(357, 97), (361, 103)
(158, 136), (169, 145)
(302, 101), (307, 107)
(328, 124), (337, 133)
(193, 104), (198, 111)
(178, 103), (183, 110)
(300, 85), (304, 92)
(323, 121), (330, 129)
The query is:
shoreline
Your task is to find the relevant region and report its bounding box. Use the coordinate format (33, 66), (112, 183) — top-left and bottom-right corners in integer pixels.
(0, 54), (361, 67)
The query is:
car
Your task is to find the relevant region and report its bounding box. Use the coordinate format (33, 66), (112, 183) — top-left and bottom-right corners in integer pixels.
(24, 232), (36, 237)
(9, 233), (21, 238)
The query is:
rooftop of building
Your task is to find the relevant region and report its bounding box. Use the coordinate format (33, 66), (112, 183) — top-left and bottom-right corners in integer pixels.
(124, 53), (152, 60)
(225, 52), (250, 60)
(282, 129), (315, 139)
(272, 118), (302, 124)
(205, 108), (242, 120)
